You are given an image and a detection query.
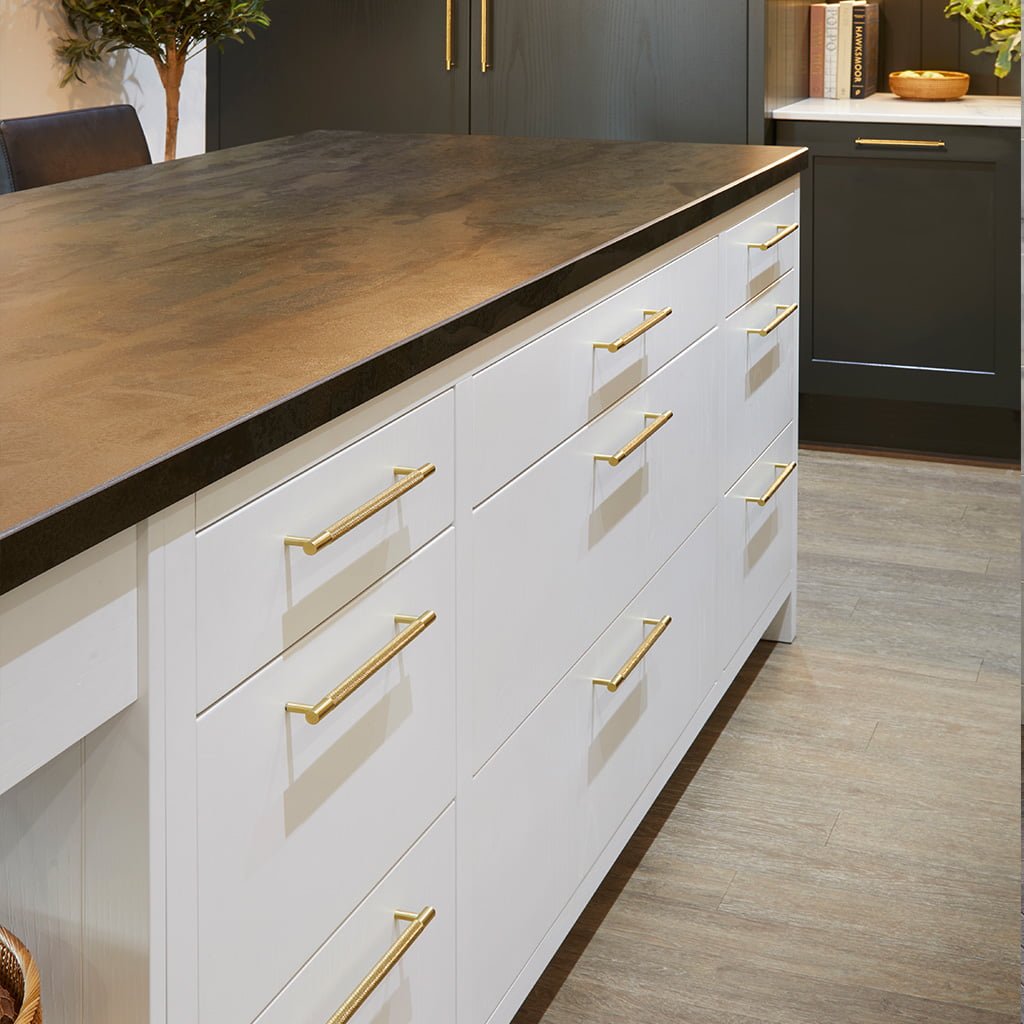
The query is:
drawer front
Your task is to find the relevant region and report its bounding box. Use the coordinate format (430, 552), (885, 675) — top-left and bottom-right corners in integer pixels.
(721, 190), (799, 316)
(722, 271), (799, 491)
(464, 512), (718, 1024)
(197, 531), (456, 1024)
(196, 390), (454, 711)
(470, 331), (720, 770)
(470, 239), (718, 505)
(253, 806), (455, 1024)
(720, 423), (797, 667)
(0, 528), (137, 797)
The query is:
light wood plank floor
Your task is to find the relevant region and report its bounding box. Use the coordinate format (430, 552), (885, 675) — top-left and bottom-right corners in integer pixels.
(513, 449), (1021, 1024)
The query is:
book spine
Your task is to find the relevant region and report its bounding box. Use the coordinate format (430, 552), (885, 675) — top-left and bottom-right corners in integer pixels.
(824, 5), (839, 99)
(862, 4), (879, 99)
(836, 1), (854, 100)
(851, 4), (867, 97)
(809, 5), (826, 98)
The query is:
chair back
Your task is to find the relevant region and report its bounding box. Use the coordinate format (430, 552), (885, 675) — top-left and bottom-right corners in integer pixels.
(0, 105), (151, 195)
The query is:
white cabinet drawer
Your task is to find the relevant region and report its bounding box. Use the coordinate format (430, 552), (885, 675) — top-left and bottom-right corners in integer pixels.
(196, 531), (456, 1024)
(470, 239), (718, 505)
(0, 528), (137, 796)
(722, 270), (799, 491)
(253, 806), (455, 1024)
(196, 390), (454, 710)
(463, 513), (717, 1024)
(470, 330), (719, 771)
(720, 423), (798, 667)
(720, 190), (799, 316)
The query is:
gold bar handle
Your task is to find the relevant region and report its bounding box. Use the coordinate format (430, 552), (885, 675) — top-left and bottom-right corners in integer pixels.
(326, 907), (436, 1024)
(286, 610), (436, 725)
(285, 463), (436, 556)
(593, 307), (673, 353)
(480, 0), (489, 71)
(445, 0), (455, 70)
(747, 303), (798, 338)
(594, 411), (672, 467)
(593, 616), (672, 692)
(745, 461), (797, 508)
(747, 222), (799, 251)
(855, 138), (946, 150)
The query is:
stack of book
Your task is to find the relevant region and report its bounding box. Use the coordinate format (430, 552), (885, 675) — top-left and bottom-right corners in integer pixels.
(810, 2), (880, 99)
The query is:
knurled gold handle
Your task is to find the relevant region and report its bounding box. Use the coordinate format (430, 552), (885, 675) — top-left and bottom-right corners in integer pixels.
(445, 0), (455, 70)
(594, 411), (672, 467)
(480, 0), (489, 71)
(748, 222), (799, 251)
(747, 303), (798, 338)
(593, 307), (673, 353)
(284, 463), (436, 556)
(593, 616), (672, 692)
(855, 137), (946, 150)
(325, 907), (436, 1024)
(286, 611), (436, 725)
(745, 461), (797, 507)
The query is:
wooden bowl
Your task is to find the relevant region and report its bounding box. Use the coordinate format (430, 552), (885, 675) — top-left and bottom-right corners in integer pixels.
(0, 927), (41, 1024)
(889, 70), (970, 100)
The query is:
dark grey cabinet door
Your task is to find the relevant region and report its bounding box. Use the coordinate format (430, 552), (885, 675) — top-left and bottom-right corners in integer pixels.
(469, 0), (749, 142)
(209, 0), (471, 149)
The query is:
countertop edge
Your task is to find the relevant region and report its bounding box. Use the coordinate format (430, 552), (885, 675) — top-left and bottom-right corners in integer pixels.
(772, 95), (1021, 128)
(0, 147), (808, 596)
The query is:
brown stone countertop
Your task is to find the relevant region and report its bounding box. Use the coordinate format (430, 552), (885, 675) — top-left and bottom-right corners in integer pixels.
(0, 130), (806, 593)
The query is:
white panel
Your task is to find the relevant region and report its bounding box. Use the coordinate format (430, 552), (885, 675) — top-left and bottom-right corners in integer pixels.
(197, 531), (456, 1024)
(196, 389), (455, 710)
(0, 528), (138, 796)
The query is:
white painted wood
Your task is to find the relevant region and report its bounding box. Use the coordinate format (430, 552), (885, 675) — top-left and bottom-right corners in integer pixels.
(470, 330), (719, 772)
(195, 390), (455, 711)
(196, 530), (456, 1024)
(470, 239), (718, 505)
(719, 422), (798, 669)
(253, 805), (456, 1024)
(0, 527), (138, 797)
(721, 269), (799, 492)
(720, 191), (799, 316)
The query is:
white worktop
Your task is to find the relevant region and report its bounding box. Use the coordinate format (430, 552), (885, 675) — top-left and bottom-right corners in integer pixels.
(773, 94), (1021, 128)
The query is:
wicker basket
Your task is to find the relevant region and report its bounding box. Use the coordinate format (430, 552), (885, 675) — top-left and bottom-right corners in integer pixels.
(0, 928), (41, 1024)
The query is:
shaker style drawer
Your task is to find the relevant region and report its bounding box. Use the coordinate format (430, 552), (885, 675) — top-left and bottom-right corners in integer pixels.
(470, 330), (719, 771)
(470, 239), (718, 505)
(0, 528), (138, 797)
(195, 390), (454, 711)
(251, 806), (455, 1024)
(720, 190), (799, 316)
(463, 512), (717, 1024)
(196, 531), (456, 1024)
(720, 423), (797, 667)
(722, 270), (799, 491)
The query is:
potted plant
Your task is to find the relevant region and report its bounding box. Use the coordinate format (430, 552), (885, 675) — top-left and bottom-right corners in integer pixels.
(945, 0), (1021, 78)
(56, 0), (271, 160)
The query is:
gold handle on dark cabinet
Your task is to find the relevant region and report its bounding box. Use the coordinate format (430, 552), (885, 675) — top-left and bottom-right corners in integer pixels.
(325, 907), (436, 1024)
(745, 462), (797, 507)
(747, 303), (798, 338)
(286, 611), (436, 724)
(593, 616), (672, 692)
(594, 411), (673, 467)
(284, 463), (436, 556)
(747, 223), (799, 251)
(593, 307), (673, 353)
(445, 0), (455, 70)
(480, 0), (489, 71)
(855, 138), (946, 150)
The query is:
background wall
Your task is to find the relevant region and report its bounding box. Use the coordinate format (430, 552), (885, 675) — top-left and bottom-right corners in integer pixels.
(0, 0), (205, 160)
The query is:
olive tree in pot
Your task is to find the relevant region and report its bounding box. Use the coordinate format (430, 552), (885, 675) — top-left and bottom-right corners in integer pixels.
(945, 0), (1021, 77)
(56, 0), (270, 160)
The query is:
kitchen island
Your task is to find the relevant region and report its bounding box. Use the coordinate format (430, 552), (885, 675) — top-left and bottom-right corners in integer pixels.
(0, 131), (806, 1024)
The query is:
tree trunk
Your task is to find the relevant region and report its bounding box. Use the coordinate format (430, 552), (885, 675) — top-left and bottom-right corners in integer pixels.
(158, 43), (186, 162)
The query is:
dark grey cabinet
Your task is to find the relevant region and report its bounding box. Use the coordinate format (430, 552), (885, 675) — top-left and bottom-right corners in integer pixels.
(775, 118), (1020, 458)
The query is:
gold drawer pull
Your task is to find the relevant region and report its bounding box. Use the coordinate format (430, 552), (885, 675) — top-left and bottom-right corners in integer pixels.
(445, 0), (455, 70)
(747, 303), (798, 338)
(480, 0), (489, 71)
(745, 461), (797, 507)
(594, 411), (672, 467)
(593, 307), (673, 353)
(326, 906), (436, 1024)
(855, 137), (946, 150)
(285, 463), (436, 556)
(286, 610), (436, 725)
(593, 616), (672, 692)
(747, 223), (798, 251)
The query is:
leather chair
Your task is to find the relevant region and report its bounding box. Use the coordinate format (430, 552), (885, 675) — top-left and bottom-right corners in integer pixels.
(0, 105), (151, 195)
